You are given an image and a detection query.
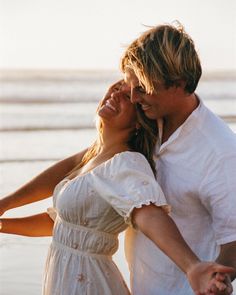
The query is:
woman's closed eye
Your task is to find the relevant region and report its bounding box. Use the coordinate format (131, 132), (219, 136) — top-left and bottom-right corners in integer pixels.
(125, 93), (131, 100)
(135, 86), (146, 94)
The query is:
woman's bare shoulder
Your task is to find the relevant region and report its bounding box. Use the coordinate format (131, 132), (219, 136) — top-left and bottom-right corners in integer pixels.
(69, 148), (88, 166)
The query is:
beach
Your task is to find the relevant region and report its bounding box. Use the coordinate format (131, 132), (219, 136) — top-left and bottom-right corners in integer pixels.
(0, 70), (236, 294)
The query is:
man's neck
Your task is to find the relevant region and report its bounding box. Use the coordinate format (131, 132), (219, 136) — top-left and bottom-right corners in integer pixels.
(160, 93), (199, 144)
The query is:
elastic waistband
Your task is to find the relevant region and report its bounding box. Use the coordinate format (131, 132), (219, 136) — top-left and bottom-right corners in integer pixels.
(51, 240), (113, 260)
(56, 215), (117, 241)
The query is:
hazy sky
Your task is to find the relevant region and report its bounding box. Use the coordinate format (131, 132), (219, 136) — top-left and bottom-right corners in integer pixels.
(0, 0), (235, 71)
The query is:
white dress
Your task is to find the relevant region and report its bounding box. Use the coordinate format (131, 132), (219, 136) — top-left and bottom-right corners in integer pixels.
(43, 151), (169, 295)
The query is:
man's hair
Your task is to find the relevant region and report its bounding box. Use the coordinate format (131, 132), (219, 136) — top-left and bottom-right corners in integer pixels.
(121, 22), (202, 94)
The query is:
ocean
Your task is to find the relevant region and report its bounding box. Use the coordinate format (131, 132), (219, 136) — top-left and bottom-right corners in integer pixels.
(0, 70), (236, 294)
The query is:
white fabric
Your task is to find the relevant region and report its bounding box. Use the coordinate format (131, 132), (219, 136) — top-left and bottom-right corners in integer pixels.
(125, 99), (236, 295)
(44, 151), (169, 295)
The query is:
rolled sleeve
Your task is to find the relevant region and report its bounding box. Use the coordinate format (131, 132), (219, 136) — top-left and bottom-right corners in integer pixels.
(199, 154), (236, 245)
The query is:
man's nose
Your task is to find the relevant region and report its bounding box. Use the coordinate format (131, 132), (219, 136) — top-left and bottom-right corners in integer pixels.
(130, 89), (140, 104)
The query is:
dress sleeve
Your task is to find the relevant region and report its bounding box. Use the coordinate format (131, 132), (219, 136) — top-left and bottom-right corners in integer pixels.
(89, 151), (170, 226)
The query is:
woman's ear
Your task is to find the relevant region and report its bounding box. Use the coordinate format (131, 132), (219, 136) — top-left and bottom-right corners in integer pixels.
(135, 122), (141, 129)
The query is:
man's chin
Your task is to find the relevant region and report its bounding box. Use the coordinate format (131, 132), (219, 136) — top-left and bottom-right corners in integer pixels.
(143, 110), (158, 120)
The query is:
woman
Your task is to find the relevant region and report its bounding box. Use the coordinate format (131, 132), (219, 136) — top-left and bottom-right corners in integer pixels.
(0, 81), (233, 295)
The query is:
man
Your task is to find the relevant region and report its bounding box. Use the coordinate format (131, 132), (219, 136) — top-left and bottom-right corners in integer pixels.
(121, 22), (236, 295)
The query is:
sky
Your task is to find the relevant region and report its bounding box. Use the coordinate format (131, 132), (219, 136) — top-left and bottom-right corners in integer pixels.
(0, 0), (235, 72)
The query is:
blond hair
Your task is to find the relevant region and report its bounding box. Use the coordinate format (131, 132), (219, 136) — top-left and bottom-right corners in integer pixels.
(67, 104), (158, 178)
(121, 22), (202, 94)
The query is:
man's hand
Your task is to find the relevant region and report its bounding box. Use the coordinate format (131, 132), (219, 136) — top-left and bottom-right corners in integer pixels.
(209, 241), (236, 294)
(187, 262), (235, 295)
(206, 274), (233, 295)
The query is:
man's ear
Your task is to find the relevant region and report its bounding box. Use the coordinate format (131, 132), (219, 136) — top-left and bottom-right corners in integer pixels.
(176, 80), (186, 89)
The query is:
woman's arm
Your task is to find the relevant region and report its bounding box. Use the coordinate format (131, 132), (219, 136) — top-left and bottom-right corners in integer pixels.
(132, 204), (235, 294)
(0, 212), (54, 236)
(132, 204), (200, 272)
(0, 149), (87, 216)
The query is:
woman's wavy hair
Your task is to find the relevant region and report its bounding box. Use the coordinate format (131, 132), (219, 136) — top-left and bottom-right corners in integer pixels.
(68, 103), (158, 178)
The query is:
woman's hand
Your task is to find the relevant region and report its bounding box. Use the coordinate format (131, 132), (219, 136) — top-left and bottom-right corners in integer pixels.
(205, 273), (233, 295)
(186, 262), (235, 295)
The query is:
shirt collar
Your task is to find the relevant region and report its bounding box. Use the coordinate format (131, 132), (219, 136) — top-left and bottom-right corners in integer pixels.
(154, 96), (204, 155)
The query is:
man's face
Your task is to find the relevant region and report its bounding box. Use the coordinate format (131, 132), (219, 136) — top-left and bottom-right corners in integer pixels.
(124, 70), (179, 120)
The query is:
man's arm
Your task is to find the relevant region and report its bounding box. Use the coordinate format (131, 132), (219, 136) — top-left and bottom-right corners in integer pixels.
(207, 242), (236, 295)
(216, 242), (236, 281)
(0, 149), (87, 216)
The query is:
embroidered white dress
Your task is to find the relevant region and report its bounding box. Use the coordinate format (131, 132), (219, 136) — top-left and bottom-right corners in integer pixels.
(44, 151), (169, 295)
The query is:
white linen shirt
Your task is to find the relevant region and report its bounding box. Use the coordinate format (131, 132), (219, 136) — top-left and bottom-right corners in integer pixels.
(125, 99), (236, 295)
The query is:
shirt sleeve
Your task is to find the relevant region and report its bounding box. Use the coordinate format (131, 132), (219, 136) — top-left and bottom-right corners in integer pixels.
(199, 154), (236, 245)
(89, 151), (170, 226)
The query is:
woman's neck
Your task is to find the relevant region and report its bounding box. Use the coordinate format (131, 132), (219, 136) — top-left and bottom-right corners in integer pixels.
(98, 140), (129, 157)
(98, 128), (131, 156)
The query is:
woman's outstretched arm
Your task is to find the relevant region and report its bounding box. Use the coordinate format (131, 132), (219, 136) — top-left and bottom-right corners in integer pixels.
(0, 212), (54, 237)
(0, 149), (87, 216)
(132, 204), (235, 295)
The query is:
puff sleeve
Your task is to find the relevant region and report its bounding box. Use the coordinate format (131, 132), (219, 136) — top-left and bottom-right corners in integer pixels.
(89, 151), (170, 226)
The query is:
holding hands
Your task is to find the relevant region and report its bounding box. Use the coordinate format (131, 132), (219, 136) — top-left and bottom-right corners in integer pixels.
(206, 273), (233, 295)
(187, 262), (234, 295)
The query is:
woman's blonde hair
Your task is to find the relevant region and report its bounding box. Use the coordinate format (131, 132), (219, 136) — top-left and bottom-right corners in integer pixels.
(121, 22), (202, 94)
(68, 104), (158, 178)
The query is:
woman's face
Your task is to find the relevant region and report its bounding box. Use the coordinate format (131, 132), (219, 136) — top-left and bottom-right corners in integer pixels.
(98, 81), (137, 131)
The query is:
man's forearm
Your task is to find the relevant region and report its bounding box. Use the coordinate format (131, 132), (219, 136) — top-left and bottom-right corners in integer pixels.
(216, 241), (236, 281)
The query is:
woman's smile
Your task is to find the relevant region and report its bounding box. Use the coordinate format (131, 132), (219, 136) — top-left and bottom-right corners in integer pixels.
(104, 99), (119, 113)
